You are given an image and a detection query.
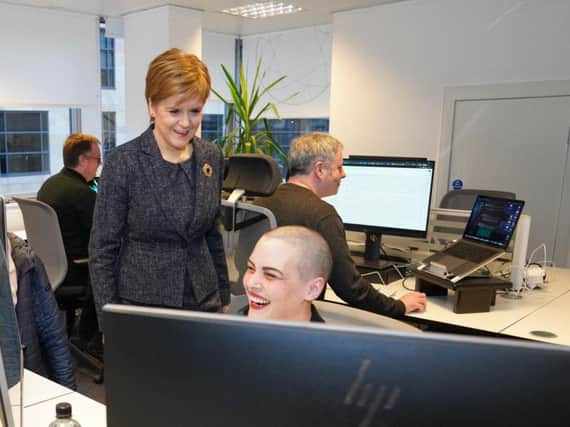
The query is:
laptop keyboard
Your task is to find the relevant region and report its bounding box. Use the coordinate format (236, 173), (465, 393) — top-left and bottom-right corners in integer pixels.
(445, 242), (498, 263)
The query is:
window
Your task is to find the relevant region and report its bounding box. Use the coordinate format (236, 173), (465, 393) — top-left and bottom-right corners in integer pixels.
(100, 26), (115, 89)
(201, 114), (224, 143)
(253, 118), (330, 175)
(0, 111), (50, 176)
(102, 111), (116, 157)
(259, 118), (329, 154)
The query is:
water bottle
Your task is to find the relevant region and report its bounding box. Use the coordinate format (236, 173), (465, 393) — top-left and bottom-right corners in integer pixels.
(48, 402), (81, 427)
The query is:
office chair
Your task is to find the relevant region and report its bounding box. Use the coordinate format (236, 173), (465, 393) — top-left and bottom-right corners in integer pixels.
(439, 189), (516, 210)
(221, 154), (281, 295)
(433, 189), (517, 254)
(12, 197), (103, 383)
(11, 197), (69, 291)
(313, 300), (421, 332)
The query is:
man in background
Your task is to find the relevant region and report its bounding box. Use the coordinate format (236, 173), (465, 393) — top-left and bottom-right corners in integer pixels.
(255, 132), (426, 317)
(37, 133), (102, 356)
(242, 225), (332, 322)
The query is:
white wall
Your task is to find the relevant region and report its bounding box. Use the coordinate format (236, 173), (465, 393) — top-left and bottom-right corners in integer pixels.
(202, 31), (237, 114)
(0, 3), (100, 130)
(0, 3), (101, 195)
(330, 0), (570, 175)
(123, 5), (202, 141)
(242, 25), (332, 119)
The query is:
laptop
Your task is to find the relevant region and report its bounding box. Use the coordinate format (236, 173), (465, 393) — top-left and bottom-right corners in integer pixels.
(418, 195), (525, 283)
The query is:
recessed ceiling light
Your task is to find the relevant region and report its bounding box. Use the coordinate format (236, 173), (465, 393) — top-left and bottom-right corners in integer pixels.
(221, 2), (303, 19)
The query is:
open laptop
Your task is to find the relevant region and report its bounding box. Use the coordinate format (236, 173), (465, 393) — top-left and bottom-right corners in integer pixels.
(418, 195), (525, 283)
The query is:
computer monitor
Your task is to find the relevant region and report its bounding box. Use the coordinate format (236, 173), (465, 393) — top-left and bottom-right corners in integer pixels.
(104, 304), (570, 427)
(325, 157), (435, 266)
(0, 349), (15, 427)
(0, 196), (7, 258)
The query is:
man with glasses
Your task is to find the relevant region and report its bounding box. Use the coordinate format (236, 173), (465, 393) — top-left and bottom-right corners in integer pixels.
(37, 133), (102, 357)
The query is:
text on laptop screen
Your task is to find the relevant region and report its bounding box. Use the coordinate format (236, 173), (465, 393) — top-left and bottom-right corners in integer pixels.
(463, 196), (524, 248)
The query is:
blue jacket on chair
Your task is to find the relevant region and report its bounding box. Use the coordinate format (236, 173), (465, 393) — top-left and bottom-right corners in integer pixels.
(9, 233), (75, 389)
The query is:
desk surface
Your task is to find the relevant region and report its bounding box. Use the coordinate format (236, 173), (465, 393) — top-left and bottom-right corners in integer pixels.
(502, 290), (570, 345)
(9, 369), (106, 427)
(325, 267), (570, 346)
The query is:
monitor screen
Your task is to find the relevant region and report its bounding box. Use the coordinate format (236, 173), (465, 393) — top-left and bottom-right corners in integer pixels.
(0, 349), (15, 427)
(0, 196), (7, 258)
(104, 304), (570, 427)
(324, 157), (435, 264)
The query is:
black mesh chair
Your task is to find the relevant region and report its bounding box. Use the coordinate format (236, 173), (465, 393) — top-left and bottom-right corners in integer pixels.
(439, 189), (516, 210)
(12, 197), (103, 383)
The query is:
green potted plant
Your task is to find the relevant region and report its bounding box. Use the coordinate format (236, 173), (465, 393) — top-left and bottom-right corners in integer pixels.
(212, 59), (295, 170)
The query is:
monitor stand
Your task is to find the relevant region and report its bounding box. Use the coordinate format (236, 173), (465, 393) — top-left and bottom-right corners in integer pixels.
(351, 232), (410, 270)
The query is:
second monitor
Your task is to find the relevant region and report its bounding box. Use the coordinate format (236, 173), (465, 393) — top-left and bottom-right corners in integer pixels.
(325, 156), (435, 267)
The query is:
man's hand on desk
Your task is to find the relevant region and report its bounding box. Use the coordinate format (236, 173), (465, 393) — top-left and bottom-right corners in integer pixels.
(399, 292), (427, 313)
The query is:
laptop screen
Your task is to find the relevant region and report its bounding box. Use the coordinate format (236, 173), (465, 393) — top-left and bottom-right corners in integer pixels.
(463, 196), (525, 248)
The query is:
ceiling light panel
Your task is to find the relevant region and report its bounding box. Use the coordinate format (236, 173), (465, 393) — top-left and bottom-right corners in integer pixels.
(221, 2), (303, 19)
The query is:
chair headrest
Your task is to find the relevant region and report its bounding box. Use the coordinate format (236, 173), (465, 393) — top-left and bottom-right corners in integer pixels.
(222, 154), (282, 197)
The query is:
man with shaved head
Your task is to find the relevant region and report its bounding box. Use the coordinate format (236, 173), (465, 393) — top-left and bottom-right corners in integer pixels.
(241, 226), (332, 322)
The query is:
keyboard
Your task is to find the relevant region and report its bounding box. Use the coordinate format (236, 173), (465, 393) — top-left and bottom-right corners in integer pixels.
(445, 242), (498, 263)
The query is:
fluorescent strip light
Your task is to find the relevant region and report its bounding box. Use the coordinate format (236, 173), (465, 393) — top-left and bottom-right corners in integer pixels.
(221, 2), (303, 19)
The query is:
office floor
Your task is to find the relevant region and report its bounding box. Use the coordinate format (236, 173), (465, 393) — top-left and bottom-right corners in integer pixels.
(75, 359), (106, 404)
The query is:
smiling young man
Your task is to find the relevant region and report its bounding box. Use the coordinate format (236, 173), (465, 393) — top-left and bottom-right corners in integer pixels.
(254, 132), (427, 317)
(242, 226), (332, 322)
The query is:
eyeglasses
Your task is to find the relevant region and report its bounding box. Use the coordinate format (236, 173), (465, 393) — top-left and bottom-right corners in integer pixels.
(85, 154), (102, 165)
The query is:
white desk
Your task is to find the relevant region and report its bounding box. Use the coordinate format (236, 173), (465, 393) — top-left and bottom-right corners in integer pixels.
(325, 267), (570, 345)
(502, 290), (570, 345)
(9, 369), (106, 427)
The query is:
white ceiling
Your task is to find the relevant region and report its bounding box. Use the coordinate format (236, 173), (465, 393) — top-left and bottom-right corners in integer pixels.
(4, 0), (407, 34)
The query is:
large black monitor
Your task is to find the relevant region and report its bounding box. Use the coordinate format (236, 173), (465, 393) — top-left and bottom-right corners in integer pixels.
(0, 348), (15, 427)
(0, 196), (7, 258)
(325, 157), (435, 266)
(104, 304), (570, 427)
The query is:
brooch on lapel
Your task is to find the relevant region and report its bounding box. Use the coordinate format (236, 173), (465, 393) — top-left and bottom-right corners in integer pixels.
(202, 163), (213, 177)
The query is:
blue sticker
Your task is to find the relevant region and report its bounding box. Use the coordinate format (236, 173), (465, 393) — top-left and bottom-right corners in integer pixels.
(452, 179), (463, 190)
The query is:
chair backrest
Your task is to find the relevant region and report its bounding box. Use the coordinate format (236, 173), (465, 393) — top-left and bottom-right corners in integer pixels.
(313, 300), (421, 332)
(222, 153), (282, 197)
(221, 154), (281, 295)
(12, 197), (68, 290)
(439, 189), (516, 210)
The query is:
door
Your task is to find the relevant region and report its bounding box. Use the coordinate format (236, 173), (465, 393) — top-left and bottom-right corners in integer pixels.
(438, 82), (570, 267)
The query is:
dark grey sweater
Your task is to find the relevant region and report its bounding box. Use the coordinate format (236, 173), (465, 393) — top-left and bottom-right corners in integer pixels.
(256, 183), (405, 317)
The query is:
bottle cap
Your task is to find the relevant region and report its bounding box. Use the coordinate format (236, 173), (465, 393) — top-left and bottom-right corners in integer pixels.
(56, 402), (72, 419)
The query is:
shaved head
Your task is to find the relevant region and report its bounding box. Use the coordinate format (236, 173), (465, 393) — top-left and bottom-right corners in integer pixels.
(259, 226), (332, 282)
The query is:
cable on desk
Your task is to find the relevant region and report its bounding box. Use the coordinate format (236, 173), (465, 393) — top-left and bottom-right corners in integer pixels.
(361, 270), (386, 285)
(402, 276), (415, 292)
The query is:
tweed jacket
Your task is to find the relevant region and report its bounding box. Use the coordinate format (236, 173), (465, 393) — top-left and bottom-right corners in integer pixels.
(89, 126), (230, 329)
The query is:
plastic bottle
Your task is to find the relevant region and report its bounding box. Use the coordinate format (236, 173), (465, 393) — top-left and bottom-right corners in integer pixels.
(48, 402), (81, 427)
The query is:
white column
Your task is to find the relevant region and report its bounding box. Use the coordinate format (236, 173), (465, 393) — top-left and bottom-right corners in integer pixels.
(123, 5), (203, 141)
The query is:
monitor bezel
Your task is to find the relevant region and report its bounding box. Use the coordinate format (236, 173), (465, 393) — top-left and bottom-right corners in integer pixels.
(0, 348), (15, 427)
(103, 304), (570, 427)
(333, 156), (435, 239)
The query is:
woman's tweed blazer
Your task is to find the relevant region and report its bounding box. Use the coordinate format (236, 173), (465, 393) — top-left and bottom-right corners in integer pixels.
(89, 126), (229, 329)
